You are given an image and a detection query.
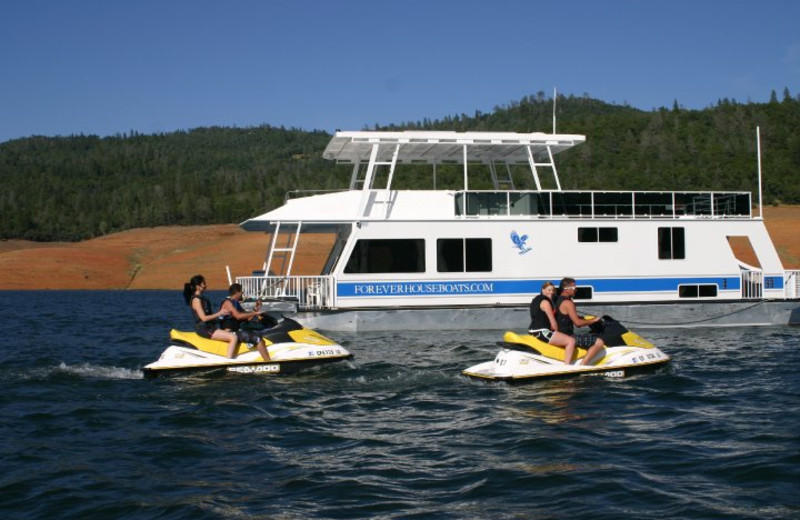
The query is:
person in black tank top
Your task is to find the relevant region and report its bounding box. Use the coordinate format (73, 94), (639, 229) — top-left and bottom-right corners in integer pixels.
(528, 281), (576, 363)
(219, 283), (271, 361)
(556, 277), (606, 365)
(182, 275), (240, 358)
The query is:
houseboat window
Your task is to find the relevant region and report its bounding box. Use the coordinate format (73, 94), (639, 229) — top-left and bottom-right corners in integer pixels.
(658, 227), (685, 259)
(552, 192), (592, 216)
(577, 227), (618, 242)
(713, 193), (751, 216)
(593, 192), (633, 217)
(674, 193), (712, 216)
(509, 192), (550, 216)
(343, 239), (425, 274)
(456, 192), (508, 216)
(634, 192), (673, 217)
(573, 286), (592, 300)
(679, 284), (718, 298)
(437, 238), (492, 272)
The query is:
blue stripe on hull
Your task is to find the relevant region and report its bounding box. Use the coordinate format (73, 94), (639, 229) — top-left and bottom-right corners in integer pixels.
(337, 276), (754, 298)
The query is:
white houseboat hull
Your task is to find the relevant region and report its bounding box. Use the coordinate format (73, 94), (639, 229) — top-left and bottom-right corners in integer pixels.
(290, 300), (799, 332)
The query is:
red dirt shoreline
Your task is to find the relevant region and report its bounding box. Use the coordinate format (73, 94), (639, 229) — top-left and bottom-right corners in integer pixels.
(1, 207), (798, 290)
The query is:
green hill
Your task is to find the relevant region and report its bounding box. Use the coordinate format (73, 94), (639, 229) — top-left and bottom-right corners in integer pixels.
(1, 91), (798, 241)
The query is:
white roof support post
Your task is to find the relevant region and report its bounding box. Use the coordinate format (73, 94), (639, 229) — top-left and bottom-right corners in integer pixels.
(547, 145), (562, 191)
(757, 126), (763, 219)
(463, 144), (469, 191)
(526, 145), (543, 191)
(385, 143), (400, 190)
(363, 142), (380, 190)
(381, 143), (401, 219)
(357, 142), (381, 218)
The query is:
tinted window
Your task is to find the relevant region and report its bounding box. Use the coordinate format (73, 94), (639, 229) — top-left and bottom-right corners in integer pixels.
(573, 286), (592, 300)
(437, 238), (492, 272)
(679, 284), (717, 298)
(578, 228), (598, 242)
(659, 227), (685, 260)
(578, 227), (617, 242)
(598, 227), (618, 242)
(344, 239), (425, 273)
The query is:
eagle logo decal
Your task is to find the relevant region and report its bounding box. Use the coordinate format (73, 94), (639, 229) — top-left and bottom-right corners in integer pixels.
(510, 230), (532, 254)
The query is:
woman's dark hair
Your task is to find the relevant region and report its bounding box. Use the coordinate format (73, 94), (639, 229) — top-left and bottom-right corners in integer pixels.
(183, 275), (205, 305)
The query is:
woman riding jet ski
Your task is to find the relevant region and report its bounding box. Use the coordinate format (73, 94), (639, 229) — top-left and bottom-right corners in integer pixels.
(143, 316), (352, 378)
(143, 275), (351, 378)
(462, 316), (670, 383)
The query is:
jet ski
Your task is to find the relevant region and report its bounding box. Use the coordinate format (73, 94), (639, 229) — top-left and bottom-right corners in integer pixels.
(462, 315), (670, 383)
(142, 317), (352, 378)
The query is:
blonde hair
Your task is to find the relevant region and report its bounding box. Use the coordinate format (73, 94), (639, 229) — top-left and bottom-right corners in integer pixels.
(541, 281), (555, 291)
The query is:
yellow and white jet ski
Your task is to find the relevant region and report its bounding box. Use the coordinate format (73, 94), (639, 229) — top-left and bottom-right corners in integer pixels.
(143, 317), (352, 378)
(462, 316), (670, 383)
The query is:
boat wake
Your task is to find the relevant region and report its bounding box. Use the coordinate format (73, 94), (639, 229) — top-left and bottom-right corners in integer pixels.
(55, 362), (144, 380)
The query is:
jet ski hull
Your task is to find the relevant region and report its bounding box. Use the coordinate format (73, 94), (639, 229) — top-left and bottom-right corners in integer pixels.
(462, 349), (670, 383)
(462, 316), (670, 383)
(143, 318), (352, 379)
(142, 348), (352, 378)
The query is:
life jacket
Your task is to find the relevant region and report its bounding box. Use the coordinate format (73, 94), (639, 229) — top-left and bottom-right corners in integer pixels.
(191, 294), (217, 334)
(528, 294), (554, 331)
(218, 296), (244, 331)
(555, 296), (575, 335)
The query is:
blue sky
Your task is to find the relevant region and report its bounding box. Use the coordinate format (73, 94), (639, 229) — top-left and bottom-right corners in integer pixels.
(1, 0), (798, 143)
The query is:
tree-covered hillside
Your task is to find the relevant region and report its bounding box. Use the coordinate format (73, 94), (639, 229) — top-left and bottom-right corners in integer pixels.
(1, 91), (798, 241)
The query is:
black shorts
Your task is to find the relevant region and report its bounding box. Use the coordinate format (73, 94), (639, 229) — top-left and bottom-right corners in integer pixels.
(195, 324), (215, 339)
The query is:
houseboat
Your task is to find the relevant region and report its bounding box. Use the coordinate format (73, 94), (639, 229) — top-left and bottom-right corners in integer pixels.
(234, 130), (800, 331)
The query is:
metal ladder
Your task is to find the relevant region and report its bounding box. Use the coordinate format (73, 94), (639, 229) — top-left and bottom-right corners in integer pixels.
(262, 221), (302, 296)
(357, 142), (401, 219)
(489, 161), (516, 190)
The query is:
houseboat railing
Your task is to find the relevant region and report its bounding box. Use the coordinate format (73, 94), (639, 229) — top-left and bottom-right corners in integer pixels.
(786, 270), (800, 298)
(741, 270), (764, 299)
(237, 275), (334, 310)
(741, 270), (800, 299)
(454, 190), (753, 219)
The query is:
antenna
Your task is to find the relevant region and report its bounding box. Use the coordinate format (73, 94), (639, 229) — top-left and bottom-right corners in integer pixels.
(756, 126), (763, 218)
(552, 87), (557, 134)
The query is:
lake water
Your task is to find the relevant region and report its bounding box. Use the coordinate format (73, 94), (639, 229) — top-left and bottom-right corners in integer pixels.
(1, 290), (799, 519)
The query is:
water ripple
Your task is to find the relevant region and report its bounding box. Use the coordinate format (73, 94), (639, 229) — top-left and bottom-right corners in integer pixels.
(1, 291), (799, 518)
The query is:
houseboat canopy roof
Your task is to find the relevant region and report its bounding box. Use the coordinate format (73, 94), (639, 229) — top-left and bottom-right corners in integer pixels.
(322, 130), (586, 165)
